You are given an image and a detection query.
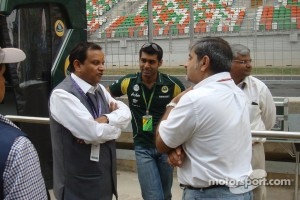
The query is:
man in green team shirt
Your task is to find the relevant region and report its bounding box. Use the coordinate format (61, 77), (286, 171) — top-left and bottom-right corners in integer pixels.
(108, 42), (185, 200)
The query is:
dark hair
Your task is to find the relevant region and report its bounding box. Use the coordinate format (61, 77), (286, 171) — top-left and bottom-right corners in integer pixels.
(68, 42), (102, 72)
(190, 37), (233, 73)
(139, 42), (163, 61)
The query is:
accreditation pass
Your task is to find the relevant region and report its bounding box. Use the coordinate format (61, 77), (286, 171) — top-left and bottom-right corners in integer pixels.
(90, 144), (100, 162)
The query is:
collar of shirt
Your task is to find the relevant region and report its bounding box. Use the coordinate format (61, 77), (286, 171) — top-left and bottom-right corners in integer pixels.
(136, 72), (164, 85)
(71, 73), (99, 94)
(193, 72), (232, 89)
(237, 76), (251, 90)
(0, 114), (20, 130)
(238, 82), (246, 90)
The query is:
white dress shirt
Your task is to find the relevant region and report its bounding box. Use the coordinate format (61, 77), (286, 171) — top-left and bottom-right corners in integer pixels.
(159, 72), (252, 187)
(50, 73), (131, 144)
(238, 76), (276, 143)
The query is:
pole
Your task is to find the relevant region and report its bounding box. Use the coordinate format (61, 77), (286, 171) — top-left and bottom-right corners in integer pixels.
(189, 0), (194, 44)
(148, 0), (153, 43)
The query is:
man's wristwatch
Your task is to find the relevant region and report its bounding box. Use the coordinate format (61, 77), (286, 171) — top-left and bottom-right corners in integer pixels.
(166, 102), (177, 108)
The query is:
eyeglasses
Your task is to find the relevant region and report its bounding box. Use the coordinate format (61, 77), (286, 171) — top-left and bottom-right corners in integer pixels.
(141, 42), (161, 52)
(232, 60), (252, 65)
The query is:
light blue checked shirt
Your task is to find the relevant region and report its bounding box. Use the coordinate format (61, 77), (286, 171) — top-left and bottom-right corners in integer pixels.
(1, 115), (48, 199)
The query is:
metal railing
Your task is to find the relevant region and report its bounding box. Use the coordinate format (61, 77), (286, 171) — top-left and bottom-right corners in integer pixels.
(5, 115), (50, 125)
(7, 115), (300, 139)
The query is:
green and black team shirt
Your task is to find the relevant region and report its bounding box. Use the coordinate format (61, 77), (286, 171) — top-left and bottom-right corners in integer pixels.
(109, 72), (185, 148)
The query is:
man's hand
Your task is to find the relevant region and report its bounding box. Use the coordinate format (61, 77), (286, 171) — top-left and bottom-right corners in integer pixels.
(95, 101), (119, 123)
(109, 101), (118, 112)
(168, 146), (186, 168)
(95, 115), (109, 124)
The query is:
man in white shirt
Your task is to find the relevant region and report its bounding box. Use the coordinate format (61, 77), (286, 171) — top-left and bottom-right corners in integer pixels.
(49, 42), (131, 200)
(156, 37), (253, 200)
(230, 44), (276, 200)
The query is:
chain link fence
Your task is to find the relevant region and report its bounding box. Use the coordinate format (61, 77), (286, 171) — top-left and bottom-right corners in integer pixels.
(87, 0), (300, 74)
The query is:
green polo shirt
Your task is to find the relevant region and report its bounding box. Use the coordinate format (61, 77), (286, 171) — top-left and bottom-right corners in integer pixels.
(109, 72), (185, 147)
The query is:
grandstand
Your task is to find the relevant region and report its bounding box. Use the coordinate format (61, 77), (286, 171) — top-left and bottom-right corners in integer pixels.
(86, 0), (119, 32)
(86, 0), (300, 70)
(256, 3), (300, 31)
(86, 0), (300, 37)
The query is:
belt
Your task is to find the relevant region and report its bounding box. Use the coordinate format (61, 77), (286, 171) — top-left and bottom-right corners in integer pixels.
(179, 184), (225, 190)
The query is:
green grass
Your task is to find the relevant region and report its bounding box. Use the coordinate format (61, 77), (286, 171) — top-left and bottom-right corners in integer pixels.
(104, 67), (300, 75)
(252, 67), (300, 75)
(104, 67), (185, 75)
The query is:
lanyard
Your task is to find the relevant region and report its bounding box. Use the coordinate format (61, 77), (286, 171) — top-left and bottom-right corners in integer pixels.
(70, 77), (101, 118)
(141, 84), (156, 115)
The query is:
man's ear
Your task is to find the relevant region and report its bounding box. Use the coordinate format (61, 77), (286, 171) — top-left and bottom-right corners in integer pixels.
(158, 59), (163, 67)
(200, 56), (210, 72)
(73, 60), (81, 72)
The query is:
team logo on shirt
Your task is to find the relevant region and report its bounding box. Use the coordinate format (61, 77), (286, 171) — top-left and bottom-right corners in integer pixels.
(131, 93), (140, 98)
(133, 84), (139, 92)
(161, 86), (169, 93)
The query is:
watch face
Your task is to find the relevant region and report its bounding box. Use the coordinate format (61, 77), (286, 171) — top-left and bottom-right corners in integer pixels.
(166, 102), (176, 108)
